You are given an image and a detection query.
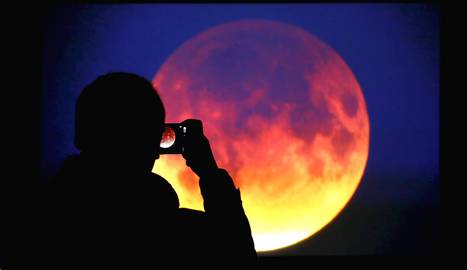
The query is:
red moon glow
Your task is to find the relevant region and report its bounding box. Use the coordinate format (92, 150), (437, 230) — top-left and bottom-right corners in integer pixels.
(152, 20), (370, 252)
(160, 126), (176, 149)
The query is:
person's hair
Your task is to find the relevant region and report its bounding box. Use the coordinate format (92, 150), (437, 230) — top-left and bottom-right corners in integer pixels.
(74, 72), (165, 152)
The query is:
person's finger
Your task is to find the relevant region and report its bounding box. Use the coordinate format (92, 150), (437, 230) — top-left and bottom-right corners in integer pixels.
(181, 119), (203, 135)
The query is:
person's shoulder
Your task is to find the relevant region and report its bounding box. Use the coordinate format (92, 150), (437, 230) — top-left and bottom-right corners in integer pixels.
(48, 154), (82, 187)
(146, 172), (180, 209)
(147, 172), (168, 182)
(147, 173), (174, 190)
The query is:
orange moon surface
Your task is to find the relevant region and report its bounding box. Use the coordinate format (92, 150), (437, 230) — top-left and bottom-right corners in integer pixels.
(152, 20), (370, 252)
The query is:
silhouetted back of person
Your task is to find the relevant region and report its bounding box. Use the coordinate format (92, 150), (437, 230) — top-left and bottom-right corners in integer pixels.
(39, 72), (256, 268)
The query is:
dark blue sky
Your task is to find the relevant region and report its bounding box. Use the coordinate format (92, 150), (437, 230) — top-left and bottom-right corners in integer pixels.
(41, 3), (439, 222)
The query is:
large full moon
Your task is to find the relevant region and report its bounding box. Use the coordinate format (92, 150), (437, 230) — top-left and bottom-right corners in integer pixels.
(152, 20), (369, 252)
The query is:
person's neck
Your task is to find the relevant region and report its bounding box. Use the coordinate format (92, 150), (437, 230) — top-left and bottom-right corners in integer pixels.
(79, 151), (151, 177)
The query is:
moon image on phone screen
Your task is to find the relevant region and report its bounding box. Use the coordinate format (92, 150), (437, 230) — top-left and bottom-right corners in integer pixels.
(160, 126), (176, 149)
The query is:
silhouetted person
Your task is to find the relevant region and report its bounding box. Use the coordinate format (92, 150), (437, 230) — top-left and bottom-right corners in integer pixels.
(40, 72), (256, 267)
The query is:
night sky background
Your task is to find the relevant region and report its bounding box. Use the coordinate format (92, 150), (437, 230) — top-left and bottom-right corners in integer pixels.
(39, 4), (440, 255)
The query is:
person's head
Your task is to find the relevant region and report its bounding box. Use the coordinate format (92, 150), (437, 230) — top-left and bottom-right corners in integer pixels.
(74, 72), (165, 172)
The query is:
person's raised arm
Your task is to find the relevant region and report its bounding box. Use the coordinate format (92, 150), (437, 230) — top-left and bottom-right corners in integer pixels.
(181, 119), (256, 259)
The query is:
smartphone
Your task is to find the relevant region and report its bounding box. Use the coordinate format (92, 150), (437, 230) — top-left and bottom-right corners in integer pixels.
(159, 123), (188, 154)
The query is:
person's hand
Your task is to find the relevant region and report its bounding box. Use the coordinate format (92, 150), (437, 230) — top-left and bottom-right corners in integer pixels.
(181, 119), (218, 178)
